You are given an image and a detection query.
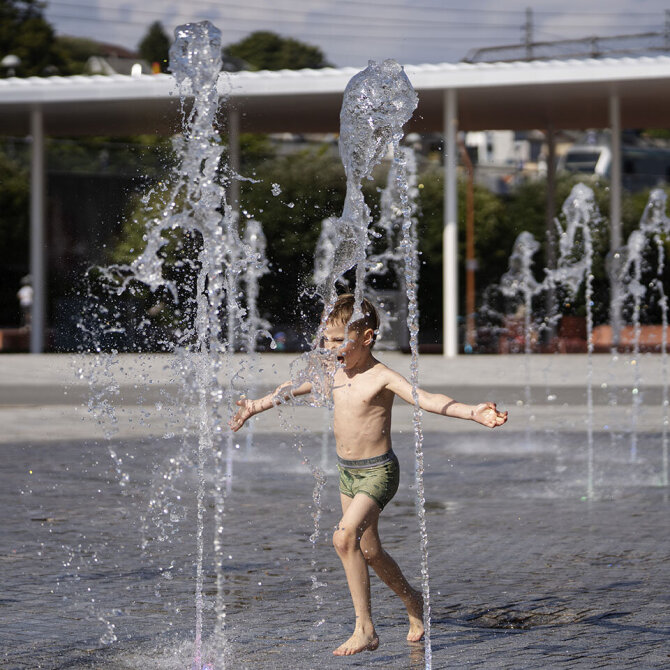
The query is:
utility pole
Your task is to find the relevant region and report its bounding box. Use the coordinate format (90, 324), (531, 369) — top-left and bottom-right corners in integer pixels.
(524, 8), (534, 60)
(665, 10), (670, 51)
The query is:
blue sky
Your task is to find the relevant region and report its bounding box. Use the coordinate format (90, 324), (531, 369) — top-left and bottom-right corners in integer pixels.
(44, 0), (670, 67)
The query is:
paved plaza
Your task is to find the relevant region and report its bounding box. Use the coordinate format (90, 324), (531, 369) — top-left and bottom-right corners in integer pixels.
(1, 353), (669, 669)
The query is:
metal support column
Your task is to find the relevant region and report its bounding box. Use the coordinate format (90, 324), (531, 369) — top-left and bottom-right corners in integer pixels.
(609, 92), (623, 347)
(30, 106), (46, 354)
(443, 89), (459, 357)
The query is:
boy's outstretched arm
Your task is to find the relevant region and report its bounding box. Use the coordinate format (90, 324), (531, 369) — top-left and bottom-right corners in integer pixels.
(384, 370), (508, 428)
(229, 381), (312, 432)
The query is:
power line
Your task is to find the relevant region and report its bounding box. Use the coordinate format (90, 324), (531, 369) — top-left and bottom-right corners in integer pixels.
(45, 13), (519, 44)
(45, 6), (661, 38)
(43, 1), (539, 31)
(43, 8), (528, 39)
(43, 1), (669, 57)
(330, 0), (668, 18)
(45, 0), (668, 22)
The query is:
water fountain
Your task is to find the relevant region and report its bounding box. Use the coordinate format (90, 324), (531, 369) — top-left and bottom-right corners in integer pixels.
(71, 33), (431, 668)
(367, 145), (418, 347)
(547, 184), (601, 499)
(316, 59), (417, 320)
(617, 188), (670, 477)
(490, 181), (670, 496)
(499, 231), (543, 435)
(84, 20), (259, 667)
(312, 59), (432, 664)
(9, 45), (670, 668)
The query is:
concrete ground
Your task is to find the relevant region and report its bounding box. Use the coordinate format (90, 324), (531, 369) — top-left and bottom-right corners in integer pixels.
(0, 352), (668, 669)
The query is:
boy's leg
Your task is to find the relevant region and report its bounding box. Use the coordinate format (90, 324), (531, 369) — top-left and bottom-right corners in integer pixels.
(332, 493), (381, 656)
(359, 520), (425, 642)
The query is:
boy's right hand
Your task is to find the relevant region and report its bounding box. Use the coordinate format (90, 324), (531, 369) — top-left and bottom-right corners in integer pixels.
(229, 397), (254, 432)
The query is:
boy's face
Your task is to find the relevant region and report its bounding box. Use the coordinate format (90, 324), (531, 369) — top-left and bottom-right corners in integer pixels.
(323, 321), (373, 370)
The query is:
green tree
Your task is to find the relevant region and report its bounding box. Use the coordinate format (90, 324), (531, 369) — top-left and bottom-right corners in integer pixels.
(0, 146), (29, 324)
(138, 21), (170, 73)
(416, 168), (509, 336)
(223, 31), (332, 71)
(0, 0), (63, 76)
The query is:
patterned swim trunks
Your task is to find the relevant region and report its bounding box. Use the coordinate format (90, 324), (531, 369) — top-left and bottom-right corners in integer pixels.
(337, 450), (400, 510)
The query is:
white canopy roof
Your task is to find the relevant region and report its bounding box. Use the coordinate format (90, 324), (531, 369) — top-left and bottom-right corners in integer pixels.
(6, 54), (669, 355)
(2, 55), (670, 136)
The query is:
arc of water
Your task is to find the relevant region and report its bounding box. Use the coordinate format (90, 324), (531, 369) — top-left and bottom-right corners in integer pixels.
(637, 188), (670, 484)
(619, 229), (648, 463)
(312, 59), (431, 666)
(550, 184), (600, 499)
(499, 231), (543, 448)
(366, 146), (418, 346)
(153, 20), (260, 666)
(392, 141), (432, 667)
(240, 219), (271, 458)
(317, 60), (417, 324)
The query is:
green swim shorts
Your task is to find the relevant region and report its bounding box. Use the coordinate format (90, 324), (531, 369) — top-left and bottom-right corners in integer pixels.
(337, 450), (400, 510)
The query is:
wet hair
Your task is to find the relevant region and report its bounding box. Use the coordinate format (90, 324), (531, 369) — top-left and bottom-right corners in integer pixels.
(326, 293), (380, 346)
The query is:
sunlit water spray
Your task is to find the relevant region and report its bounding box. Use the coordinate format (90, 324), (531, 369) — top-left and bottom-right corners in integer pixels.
(492, 185), (602, 499)
(240, 218), (271, 459)
(367, 145), (418, 345)
(620, 188), (670, 479)
(317, 59), (417, 319)
(80, 40), (431, 667)
(86, 20), (264, 668)
(500, 231), (542, 440)
(548, 184), (601, 499)
(314, 59), (432, 666)
(640, 190), (670, 486)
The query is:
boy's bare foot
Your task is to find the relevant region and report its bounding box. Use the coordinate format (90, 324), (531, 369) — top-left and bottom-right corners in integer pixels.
(405, 588), (425, 642)
(332, 628), (380, 656)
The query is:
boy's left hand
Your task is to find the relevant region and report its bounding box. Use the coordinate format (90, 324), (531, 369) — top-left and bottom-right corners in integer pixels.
(473, 402), (508, 428)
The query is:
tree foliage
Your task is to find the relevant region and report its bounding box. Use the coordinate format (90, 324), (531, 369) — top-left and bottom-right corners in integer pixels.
(0, 0), (62, 76)
(138, 21), (170, 73)
(0, 146), (29, 323)
(223, 31), (332, 71)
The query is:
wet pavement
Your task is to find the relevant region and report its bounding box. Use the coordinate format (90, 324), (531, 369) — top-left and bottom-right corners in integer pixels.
(1, 353), (669, 669)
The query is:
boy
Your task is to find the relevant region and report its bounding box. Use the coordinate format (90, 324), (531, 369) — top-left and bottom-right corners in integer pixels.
(230, 294), (507, 656)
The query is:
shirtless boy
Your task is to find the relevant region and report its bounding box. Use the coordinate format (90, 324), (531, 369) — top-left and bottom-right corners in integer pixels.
(230, 294), (508, 656)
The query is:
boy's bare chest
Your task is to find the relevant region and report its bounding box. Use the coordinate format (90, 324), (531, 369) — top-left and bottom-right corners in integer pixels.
(332, 372), (389, 413)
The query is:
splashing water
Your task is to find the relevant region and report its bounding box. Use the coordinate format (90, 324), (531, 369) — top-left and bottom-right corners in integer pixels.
(91, 20), (258, 668)
(367, 145), (419, 346)
(315, 58), (430, 666)
(241, 218), (271, 457)
(493, 185), (602, 498)
(500, 231), (542, 354)
(392, 137), (432, 668)
(500, 231), (542, 428)
(619, 188), (670, 476)
(317, 59), (417, 321)
(618, 229), (647, 462)
(313, 216), (341, 290)
(548, 184), (601, 499)
(639, 190), (670, 486)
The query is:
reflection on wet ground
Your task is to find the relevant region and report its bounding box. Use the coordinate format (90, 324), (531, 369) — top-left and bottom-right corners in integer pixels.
(2, 430), (668, 669)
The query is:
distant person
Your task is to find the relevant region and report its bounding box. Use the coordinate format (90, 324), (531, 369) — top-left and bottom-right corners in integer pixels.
(17, 276), (33, 329)
(231, 293), (508, 656)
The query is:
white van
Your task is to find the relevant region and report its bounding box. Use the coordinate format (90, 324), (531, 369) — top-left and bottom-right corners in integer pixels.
(560, 144), (670, 190)
(560, 144), (612, 177)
